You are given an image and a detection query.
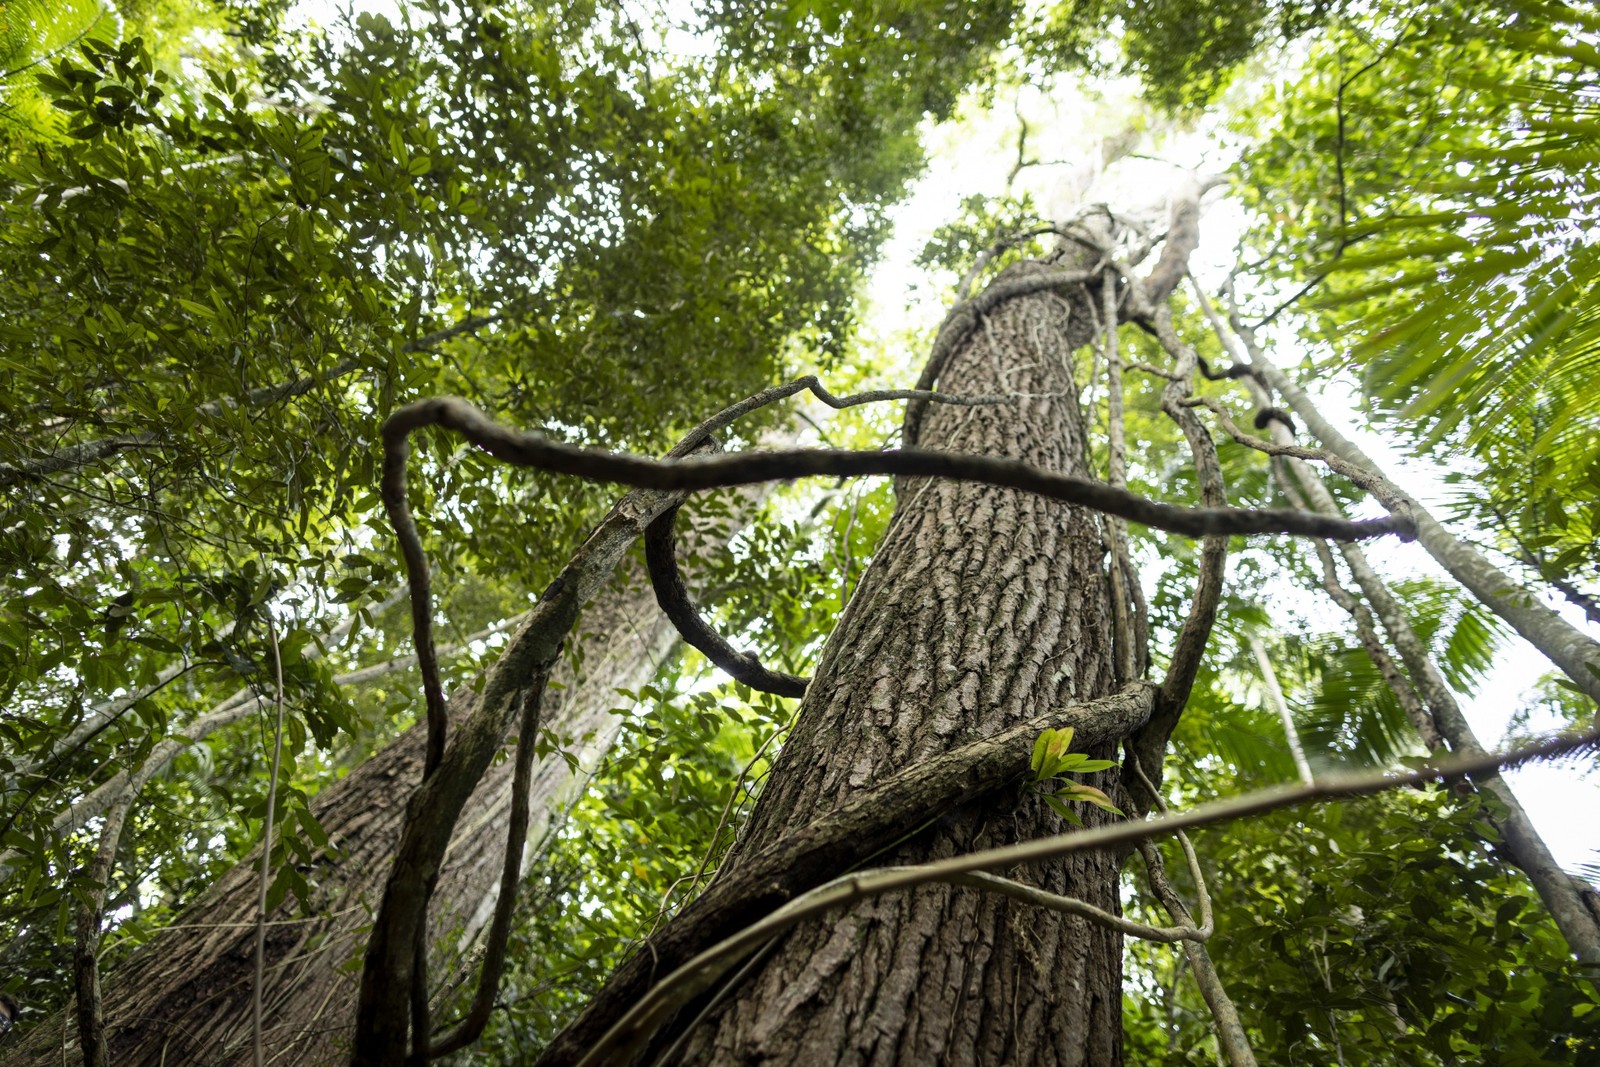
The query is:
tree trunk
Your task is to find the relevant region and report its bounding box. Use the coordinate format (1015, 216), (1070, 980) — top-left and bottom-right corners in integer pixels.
(5, 568), (678, 1067)
(670, 261), (1126, 1065)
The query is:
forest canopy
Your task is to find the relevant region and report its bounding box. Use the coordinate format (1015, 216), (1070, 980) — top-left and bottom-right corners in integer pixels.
(1, 1), (1597, 1064)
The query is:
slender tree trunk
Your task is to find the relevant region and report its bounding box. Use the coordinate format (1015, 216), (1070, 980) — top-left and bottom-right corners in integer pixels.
(1240, 333), (1600, 709)
(5, 568), (678, 1066)
(667, 261), (1126, 1065)
(1247, 635), (1313, 786)
(1243, 378), (1600, 967)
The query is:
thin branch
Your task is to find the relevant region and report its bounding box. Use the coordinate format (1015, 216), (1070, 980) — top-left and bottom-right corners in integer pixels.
(1139, 176), (1203, 306)
(576, 727), (1599, 1067)
(252, 618), (288, 1067)
(0, 601), (486, 879)
(955, 225), (1064, 300)
(1208, 293), (1600, 966)
(679, 374), (1010, 457)
(427, 673), (549, 1058)
(1005, 98), (1030, 190)
(1248, 634), (1315, 787)
(947, 870), (1202, 943)
(645, 503), (808, 698)
(3, 659), (207, 797)
(384, 396), (1417, 546)
(0, 433), (159, 487)
(1486, 501), (1600, 627)
(1130, 306), (1230, 781)
(1184, 396), (1410, 515)
(1125, 360), (1183, 381)
(1137, 839), (1257, 1067)
(1127, 758), (1212, 936)
(1214, 277), (1600, 708)
(1305, 532), (1438, 748)
(654, 712), (797, 937)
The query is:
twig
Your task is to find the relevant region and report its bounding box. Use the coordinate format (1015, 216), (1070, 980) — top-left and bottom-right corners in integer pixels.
(672, 713), (797, 929)
(947, 869), (1203, 942)
(1124, 360), (1183, 381)
(1183, 396), (1409, 515)
(1127, 758), (1213, 935)
(679, 374), (1010, 459)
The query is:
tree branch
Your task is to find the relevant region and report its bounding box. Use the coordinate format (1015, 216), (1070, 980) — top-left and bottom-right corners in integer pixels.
(1304, 520), (1438, 749)
(1197, 285), (1600, 966)
(1220, 292), (1600, 708)
(1184, 395), (1410, 516)
(1139, 175), (1203, 305)
(645, 503), (809, 698)
(1138, 839), (1257, 1067)
(1130, 306), (1229, 781)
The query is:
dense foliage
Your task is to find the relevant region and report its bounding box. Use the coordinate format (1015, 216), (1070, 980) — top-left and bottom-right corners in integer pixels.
(0, 0), (1595, 1062)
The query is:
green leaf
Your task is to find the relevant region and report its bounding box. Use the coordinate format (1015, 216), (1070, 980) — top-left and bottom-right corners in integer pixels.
(1043, 792), (1084, 826)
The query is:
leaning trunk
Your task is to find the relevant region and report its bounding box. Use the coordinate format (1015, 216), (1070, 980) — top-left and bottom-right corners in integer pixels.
(670, 261), (1125, 1065)
(6, 567), (678, 1066)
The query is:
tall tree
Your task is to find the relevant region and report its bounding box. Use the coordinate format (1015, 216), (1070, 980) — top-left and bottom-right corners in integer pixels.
(0, 0), (1022, 1057)
(657, 255), (1140, 1064)
(5, 1), (1599, 1064)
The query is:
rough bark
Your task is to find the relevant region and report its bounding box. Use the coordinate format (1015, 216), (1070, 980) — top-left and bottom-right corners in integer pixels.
(670, 262), (1125, 1065)
(4, 567), (677, 1067)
